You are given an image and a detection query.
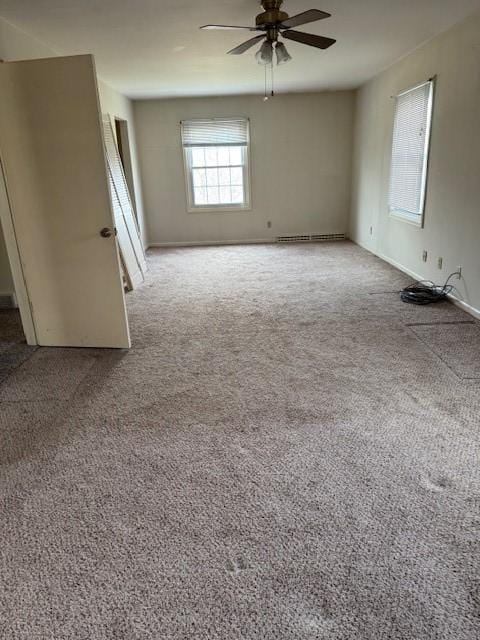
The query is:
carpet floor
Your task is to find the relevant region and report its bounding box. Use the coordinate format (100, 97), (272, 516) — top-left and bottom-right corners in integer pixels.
(1, 241), (479, 639)
(0, 310), (35, 386)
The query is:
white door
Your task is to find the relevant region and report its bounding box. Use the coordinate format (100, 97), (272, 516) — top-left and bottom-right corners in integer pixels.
(103, 115), (147, 289)
(107, 169), (144, 289)
(0, 55), (130, 348)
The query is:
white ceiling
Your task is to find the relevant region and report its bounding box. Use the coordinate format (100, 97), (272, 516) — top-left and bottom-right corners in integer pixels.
(1, 0), (480, 98)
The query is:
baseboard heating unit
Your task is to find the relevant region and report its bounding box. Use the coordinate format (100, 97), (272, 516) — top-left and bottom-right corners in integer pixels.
(276, 233), (346, 243)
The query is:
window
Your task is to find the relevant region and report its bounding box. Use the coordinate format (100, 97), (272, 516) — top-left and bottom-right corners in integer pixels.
(388, 79), (434, 225)
(181, 118), (250, 211)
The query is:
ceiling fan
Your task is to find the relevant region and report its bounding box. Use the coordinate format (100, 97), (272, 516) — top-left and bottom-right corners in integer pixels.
(200, 0), (336, 65)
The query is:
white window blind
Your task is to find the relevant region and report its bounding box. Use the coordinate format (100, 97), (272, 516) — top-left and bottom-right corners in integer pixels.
(181, 119), (249, 147)
(388, 80), (434, 224)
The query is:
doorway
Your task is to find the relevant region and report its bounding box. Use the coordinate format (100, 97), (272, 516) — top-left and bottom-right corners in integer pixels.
(0, 160), (35, 347)
(0, 159), (37, 383)
(0, 232), (26, 348)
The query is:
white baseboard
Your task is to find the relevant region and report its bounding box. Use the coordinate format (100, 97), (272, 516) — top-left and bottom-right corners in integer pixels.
(148, 235), (350, 249)
(351, 236), (480, 320)
(376, 251), (424, 282)
(148, 238), (274, 248)
(447, 296), (480, 320)
(375, 250), (480, 320)
(147, 235), (480, 321)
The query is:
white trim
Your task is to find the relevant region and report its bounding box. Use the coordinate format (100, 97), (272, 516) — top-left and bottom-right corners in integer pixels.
(448, 297), (480, 321)
(148, 238), (273, 248)
(149, 236), (480, 320)
(350, 236), (480, 320)
(376, 251), (430, 282)
(389, 210), (423, 227)
(187, 204), (252, 214)
(376, 251), (480, 320)
(147, 235), (349, 249)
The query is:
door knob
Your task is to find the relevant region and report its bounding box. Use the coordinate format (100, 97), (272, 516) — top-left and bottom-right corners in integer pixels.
(100, 227), (112, 238)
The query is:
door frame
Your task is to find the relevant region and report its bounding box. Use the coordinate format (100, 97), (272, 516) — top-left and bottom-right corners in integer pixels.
(0, 159), (37, 345)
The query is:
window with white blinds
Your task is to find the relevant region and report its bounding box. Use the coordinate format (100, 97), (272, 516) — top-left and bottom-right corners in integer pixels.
(388, 80), (434, 225)
(181, 118), (250, 211)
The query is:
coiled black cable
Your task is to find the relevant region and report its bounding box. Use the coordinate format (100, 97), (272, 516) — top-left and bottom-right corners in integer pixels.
(400, 272), (460, 305)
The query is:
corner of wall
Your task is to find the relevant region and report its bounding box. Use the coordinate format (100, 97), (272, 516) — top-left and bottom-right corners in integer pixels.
(349, 11), (480, 317)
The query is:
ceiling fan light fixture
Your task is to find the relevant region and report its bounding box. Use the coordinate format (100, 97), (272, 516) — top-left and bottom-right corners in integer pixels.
(255, 40), (273, 65)
(275, 41), (292, 65)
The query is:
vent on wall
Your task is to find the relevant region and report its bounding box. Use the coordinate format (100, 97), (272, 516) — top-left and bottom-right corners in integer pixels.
(0, 294), (17, 309)
(276, 233), (346, 243)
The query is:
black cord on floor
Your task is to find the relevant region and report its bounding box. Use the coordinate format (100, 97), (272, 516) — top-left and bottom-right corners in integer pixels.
(400, 272), (460, 305)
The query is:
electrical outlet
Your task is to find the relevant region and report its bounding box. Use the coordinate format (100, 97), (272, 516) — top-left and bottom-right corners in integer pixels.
(456, 266), (462, 279)
(437, 257), (443, 269)
(422, 250), (428, 262)
(267, 221), (272, 229)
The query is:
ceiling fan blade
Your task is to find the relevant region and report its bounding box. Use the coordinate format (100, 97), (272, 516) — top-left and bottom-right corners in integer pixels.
(282, 30), (336, 50)
(227, 35), (266, 55)
(200, 24), (258, 31)
(280, 9), (331, 30)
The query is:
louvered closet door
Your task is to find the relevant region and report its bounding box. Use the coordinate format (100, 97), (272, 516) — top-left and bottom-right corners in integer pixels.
(103, 115), (147, 287)
(108, 171), (143, 289)
(0, 55), (130, 348)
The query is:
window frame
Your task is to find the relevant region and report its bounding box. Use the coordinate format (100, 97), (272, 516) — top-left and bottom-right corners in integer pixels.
(388, 79), (435, 227)
(181, 118), (252, 214)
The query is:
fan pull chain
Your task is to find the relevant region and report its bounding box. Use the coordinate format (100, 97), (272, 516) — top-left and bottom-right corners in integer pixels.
(263, 62), (275, 101)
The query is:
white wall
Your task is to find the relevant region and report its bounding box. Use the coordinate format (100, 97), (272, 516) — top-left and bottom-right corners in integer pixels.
(134, 92), (355, 245)
(0, 17), (146, 296)
(350, 11), (480, 316)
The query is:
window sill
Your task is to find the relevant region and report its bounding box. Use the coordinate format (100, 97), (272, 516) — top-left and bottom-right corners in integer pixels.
(187, 205), (252, 214)
(389, 210), (424, 228)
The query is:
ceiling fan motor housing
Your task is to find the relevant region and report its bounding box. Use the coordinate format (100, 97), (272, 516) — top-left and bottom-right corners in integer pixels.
(256, 0), (289, 29)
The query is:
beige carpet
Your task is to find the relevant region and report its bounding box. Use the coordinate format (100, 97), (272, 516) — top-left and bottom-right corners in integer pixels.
(0, 310), (35, 385)
(1, 241), (479, 639)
